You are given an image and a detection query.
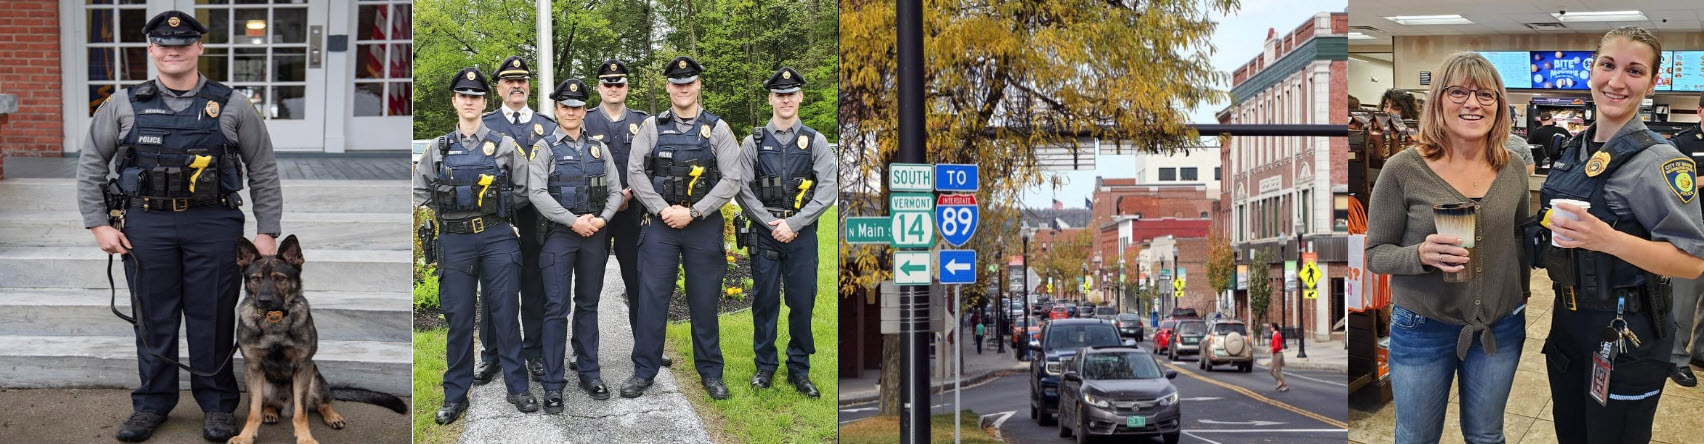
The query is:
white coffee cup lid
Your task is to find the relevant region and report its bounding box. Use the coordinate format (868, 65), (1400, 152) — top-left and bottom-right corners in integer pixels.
(1550, 198), (1591, 208)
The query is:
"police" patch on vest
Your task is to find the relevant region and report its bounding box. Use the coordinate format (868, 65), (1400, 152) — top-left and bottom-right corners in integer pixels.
(1663, 158), (1697, 204)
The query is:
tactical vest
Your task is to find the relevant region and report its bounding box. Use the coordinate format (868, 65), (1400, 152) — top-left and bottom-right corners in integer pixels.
(545, 135), (610, 214)
(117, 80), (243, 210)
(749, 125), (819, 215)
(431, 131), (511, 222)
(586, 108), (647, 177)
(483, 110), (552, 160)
(644, 111), (722, 206)
(1536, 128), (1669, 313)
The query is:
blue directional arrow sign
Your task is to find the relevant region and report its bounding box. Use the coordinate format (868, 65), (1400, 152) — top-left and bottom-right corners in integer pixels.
(935, 194), (978, 247)
(938, 250), (977, 284)
(934, 164), (979, 192)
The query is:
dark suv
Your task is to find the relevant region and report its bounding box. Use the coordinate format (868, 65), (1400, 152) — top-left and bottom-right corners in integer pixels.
(1030, 319), (1124, 426)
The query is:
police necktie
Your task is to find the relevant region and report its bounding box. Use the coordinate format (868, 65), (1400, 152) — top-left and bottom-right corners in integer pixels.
(512, 112), (520, 125)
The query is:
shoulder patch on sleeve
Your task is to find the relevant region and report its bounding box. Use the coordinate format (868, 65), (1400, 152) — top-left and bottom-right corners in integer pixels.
(1661, 157), (1696, 204)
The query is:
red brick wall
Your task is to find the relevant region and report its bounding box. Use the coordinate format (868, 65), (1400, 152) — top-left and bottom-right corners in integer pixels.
(1330, 60), (1349, 187)
(0, 0), (66, 179)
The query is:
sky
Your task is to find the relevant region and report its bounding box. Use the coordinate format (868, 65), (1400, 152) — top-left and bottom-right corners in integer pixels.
(1019, 0), (1348, 209)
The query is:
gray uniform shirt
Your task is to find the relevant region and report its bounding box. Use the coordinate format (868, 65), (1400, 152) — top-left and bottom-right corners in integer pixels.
(1504, 133), (1534, 167)
(1574, 119), (1704, 262)
(527, 126), (621, 224)
(625, 106), (752, 218)
(76, 75), (283, 234)
(734, 120), (838, 229)
(410, 124), (530, 213)
(1366, 148), (1530, 359)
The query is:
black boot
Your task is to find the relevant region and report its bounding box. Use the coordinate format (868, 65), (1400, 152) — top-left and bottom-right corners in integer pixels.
(114, 411), (167, 442)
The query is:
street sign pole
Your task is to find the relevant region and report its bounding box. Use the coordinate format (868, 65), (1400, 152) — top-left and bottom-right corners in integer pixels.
(954, 284), (962, 443)
(897, 0), (925, 434)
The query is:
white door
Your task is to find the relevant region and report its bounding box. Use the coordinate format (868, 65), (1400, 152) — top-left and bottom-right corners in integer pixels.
(179, 0), (328, 152)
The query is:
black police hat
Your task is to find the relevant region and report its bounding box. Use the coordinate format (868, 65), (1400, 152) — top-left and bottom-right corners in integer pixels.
(141, 10), (207, 46)
(663, 56), (703, 85)
(550, 79), (589, 107)
(450, 67), (490, 96)
(597, 59), (630, 85)
(764, 67), (804, 94)
(494, 56), (532, 80)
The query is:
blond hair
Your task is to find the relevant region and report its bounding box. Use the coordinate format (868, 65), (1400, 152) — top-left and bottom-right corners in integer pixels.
(1415, 52), (1513, 170)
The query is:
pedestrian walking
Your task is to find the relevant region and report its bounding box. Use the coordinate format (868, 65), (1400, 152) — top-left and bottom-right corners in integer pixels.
(1269, 323), (1289, 392)
(974, 322), (985, 355)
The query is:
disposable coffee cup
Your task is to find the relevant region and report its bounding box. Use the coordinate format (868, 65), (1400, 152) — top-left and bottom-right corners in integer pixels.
(1433, 202), (1477, 283)
(1549, 199), (1591, 247)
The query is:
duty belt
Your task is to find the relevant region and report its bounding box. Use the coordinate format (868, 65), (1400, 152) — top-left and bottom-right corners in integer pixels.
(767, 208), (797, 218)
(135, 195), (225, 212)
(1555, 284), (1647, 313)
(441, 214), (504, 234)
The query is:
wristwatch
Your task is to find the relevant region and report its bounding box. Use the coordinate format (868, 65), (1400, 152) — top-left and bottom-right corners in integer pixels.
(690, 208), (703, 219)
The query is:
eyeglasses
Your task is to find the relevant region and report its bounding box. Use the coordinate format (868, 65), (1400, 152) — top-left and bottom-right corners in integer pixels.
(1443, 86), (1499, 106)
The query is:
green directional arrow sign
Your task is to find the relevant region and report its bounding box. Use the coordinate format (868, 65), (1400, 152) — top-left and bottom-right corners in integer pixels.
(893, 251), (931, 285)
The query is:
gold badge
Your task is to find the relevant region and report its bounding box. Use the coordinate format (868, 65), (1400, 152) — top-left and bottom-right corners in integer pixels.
(465, 71), (476, 80)
(569, 82), (578, 92)
(679, 60), (688, 69)
(591, 145), (602, 159)
(1585, 151), (1610, 177)
(168, 16), (180, 27)
(700, 124), (711, 139)
(533, 123), (544, 135)
(512, 59), (521, 68)
(798, 136), (809, 150)
(629, 123), (639, 135)
(204, 101), (220, 118)
(782, 70), (792, 80)
(482, 141), (496, 156)
(609, 63), (618, 71)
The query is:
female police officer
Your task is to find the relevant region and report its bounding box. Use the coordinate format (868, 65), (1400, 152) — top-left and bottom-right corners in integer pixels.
(413, 67), (536, 423)
(1535, 27), (1704, 443)
(527, 78), (621, 411)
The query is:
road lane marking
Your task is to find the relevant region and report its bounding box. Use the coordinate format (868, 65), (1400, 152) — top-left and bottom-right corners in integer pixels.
(1184, 431), (1227, 444)
(1188, 429), (1348, 433)
(1165, 361), (1349, 429)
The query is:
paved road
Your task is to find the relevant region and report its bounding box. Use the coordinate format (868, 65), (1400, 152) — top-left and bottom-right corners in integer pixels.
(840, 339), (1347, 443)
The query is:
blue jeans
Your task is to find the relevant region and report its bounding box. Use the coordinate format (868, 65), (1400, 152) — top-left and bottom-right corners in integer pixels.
(1389, 304), (1526, 444)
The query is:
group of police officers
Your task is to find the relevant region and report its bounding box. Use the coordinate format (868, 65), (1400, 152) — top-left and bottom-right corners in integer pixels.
(413, 55), (834, 424)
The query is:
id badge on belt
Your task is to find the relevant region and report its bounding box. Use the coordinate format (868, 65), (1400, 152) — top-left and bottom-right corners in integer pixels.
(1589, 339), (1616, 406)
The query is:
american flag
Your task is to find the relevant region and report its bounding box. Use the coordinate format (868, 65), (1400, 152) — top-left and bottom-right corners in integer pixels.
(364, 5), (411, 115)
(1052, 199), (1063, 210)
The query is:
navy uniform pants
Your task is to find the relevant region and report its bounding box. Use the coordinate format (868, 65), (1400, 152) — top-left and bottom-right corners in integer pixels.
(121, 205), (243, 415)
(540, 225), (609, 391)
(481, 210), (545, 365)
(608, 204), (642, 328)
(749, 221), (818, 376)
(631, 210), (726, 380)
(1544, 305), (1672, 444)
(440, 223), (527, 401)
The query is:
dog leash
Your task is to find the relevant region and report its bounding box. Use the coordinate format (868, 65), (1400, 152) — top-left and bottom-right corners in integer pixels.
(108, 251), (239, 378)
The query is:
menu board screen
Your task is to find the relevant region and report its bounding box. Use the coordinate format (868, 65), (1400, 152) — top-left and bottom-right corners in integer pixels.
(1673, 51), (1704, 92)
(1656, 51), (1675, 91)
(1531, 51), (1594, 90)
(1478, 51), (1532, 89)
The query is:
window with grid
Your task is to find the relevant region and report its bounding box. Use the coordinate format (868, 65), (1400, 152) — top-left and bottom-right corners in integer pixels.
(354, 0), (411, 116)
(193, 1), (310, 119)
(84, 0), (151, 116)
(1181, 167), (1197, 181)
(1158, 168), (1176, 181)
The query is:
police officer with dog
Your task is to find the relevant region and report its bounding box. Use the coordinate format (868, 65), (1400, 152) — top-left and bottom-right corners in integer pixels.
(623, 56), (751, 400)
(1668, 89), (1704, 387)
(77, 10), (282, 442)
(582, 59), (671, 369)
(734, 67), (833, 398)
(527, 78), (622, 410)
(475, 56), (554, 384)
(415, 67), (536, 423)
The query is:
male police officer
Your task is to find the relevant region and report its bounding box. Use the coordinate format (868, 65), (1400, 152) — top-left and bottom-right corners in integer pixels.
(1670, 91), (1704, 387)
(415, 67), (536, 423)
(528, 78), (622, 410)
(77, 10), (283, 442)
(475, 56), (554, 384)
(734, 67), (833, 398)
(582, 59), (672, 368)
(624, 56), (751, 400)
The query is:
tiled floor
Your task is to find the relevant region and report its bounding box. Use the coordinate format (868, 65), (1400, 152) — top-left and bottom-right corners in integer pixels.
(1349, 269), (1704, 444)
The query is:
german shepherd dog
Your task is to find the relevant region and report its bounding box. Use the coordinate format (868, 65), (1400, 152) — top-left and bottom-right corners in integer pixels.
(229, 235), (406, 444)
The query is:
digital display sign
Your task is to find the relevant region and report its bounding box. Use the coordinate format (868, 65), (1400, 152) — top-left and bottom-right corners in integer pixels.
(1530, 51), (1594, 90)
(1672, 51), (1704, 92)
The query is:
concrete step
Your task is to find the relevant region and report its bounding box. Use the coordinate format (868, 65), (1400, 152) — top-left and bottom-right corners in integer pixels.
(0, 335), (410, 396)
(0, 178), (412, 213)
(0, 288), (410, 343)
(0, 247), (410, 293)
(0, 210), (411, 250)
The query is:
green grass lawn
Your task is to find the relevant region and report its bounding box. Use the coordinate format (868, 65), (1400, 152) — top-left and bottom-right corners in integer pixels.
(839, 412), (1002, 444)
(664, 206), (839, 444)
(410, 328), (460, 444)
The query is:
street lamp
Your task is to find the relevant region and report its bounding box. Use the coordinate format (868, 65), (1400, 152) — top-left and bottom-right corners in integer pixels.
(1295, 222), (1308, 359)
(1021, 221), (1034, 360)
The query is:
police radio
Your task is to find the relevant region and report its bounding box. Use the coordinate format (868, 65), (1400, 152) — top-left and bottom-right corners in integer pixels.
(734, 214), (753, 251)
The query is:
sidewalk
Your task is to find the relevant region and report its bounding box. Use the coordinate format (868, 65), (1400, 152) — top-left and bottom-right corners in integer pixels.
(837, 326), (1028, 407)
(458, 259), (711, 443)
(1348, 269), (1704, 444)
(1259, 337), (1349, 374)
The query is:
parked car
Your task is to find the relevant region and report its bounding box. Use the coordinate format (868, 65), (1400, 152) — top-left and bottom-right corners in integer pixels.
(1170, 307), (1200, 318)
(1198, 319), (1253, 372)
(1057, 345), (1181, 444)
(1168, 320), (1208, 361)
(1030, 319), (1125, 426)
(1114, 313), (1145, 341)
(1154, 319), (1177, 353)
(1012, 315), (1043, 351)
(411, 139), (431, 165)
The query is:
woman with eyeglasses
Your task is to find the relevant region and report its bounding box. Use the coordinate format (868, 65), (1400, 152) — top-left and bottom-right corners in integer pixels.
(1366, 51), (1530, 444)
(1533, 27), (1704, 443)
